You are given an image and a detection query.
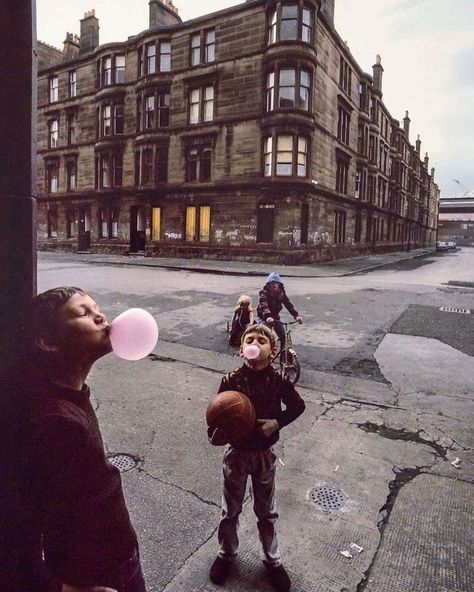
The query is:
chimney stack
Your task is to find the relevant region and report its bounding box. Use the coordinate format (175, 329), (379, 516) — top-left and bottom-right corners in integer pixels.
(424, 152), (429, 168)
(80, 10), (99, 54)
(403, 110), (410, 139)
(372, 54), (384, 93)
(431, 167), (435, 181)
(416, 134), (421, 154)
(149, 0), (181, 28)
(63, 32), (80, 61)
(320, 0), (335, 24)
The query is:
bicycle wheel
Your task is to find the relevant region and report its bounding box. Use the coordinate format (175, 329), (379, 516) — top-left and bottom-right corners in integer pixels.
(280, 349), (301, 384)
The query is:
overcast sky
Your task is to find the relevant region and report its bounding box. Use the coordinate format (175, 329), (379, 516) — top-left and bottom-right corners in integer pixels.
(36, 0), (474, 198)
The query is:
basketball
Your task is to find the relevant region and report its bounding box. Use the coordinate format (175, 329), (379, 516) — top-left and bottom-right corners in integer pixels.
(206, 390), (256, 443)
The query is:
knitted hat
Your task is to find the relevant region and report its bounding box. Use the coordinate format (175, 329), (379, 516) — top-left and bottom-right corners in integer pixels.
(266, 272), (283, 284)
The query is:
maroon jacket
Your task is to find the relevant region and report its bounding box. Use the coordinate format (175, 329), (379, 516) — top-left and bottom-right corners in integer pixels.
(28, 376), (137, 587)
(257, 283), (298, 321)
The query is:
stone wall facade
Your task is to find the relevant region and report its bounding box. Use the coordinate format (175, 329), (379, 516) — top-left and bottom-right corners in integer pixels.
(36, 0), (439, 263)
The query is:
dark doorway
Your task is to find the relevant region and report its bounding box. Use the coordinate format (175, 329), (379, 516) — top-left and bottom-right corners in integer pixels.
(257, 203), (274, 243)
(130, 205), (146, 252)
(300, 203), (309, 244)
(78, 207), (91, 251)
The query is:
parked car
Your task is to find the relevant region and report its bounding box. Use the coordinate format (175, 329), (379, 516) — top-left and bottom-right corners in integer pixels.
(446, 241), (457, 250)
(436, 241), (449, 252)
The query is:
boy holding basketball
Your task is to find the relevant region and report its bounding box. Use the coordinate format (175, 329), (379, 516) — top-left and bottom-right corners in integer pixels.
(209, 324), (305, 592)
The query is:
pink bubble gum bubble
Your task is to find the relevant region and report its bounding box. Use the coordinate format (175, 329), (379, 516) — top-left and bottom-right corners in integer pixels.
(110, 308), (159, 361)
(243, 345), (260, 360)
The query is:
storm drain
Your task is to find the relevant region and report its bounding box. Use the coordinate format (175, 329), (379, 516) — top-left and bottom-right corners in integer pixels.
(308, 485), (347, 513)
(107, 453), (137, 473)
(439, 306), (471, 314)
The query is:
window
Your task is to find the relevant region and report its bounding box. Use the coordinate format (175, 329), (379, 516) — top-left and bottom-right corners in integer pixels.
(264, 137), (273, 177)
(157, 93), (170, 127)
(66, 159), (77, 192)
(46, 160), (59, 193)
(48, 119), (59, 148)
(135, 146), (168, 185)
(205, 30), (215, 63)
(145, 96), (155, 129)
(339, 56), (352, 96)
(186, 146), (213, 182)
(267, 4), (314, 44)
(160, 42), (171, 72)
(337, 104), (350, 145)
(67, 112), (77, 145)
(266, 67), (311, 111)
(296, 137), (307, 177)
(189, 86), (214, 124)
(115, 55), (125, 83)
(190, 30), (215, 66)
(96, 153), (123, 188)
(99, 55), (125, 86)
(47, 208), (58, 238)
(151, 207), (161, 241)
(146, 43), (156, 74)
(277, 136), (293, 175)
(142, 148), (154, 184)
(49, 76), (58, 102)
(68, 70), (77, 97)
(100, 102), (124, 137)
(264, 134), (309, 177)
(281, 5), (298, 40)
(99, 207), (118, 238)
(66, 210), (76, 238)
(185, 205), (210, 242)
(334, 210), (347, 243)
(191, 34), (201, 66)
(336, 153), (350, 194)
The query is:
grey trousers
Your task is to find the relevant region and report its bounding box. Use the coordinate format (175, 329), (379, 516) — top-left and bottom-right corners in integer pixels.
(217, 446), (281, 566)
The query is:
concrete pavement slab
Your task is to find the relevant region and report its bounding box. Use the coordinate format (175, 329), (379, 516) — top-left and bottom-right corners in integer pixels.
(364, 473), (474, 592)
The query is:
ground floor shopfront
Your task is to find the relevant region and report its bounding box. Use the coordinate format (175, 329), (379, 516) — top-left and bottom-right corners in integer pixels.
(37, 185), (435, 264)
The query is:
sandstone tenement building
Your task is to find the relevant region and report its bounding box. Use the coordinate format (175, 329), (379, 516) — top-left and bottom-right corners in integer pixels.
(36, 0), (440, 263)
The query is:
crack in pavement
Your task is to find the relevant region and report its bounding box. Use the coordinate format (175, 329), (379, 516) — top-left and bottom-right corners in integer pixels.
(137, 466), (220, 508)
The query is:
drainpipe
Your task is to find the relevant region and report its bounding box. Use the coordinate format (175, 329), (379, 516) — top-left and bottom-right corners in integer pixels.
(0, 0), (37, 377)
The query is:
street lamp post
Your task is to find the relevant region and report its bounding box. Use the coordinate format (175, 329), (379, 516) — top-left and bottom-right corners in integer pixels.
(0, 0), (37, 377)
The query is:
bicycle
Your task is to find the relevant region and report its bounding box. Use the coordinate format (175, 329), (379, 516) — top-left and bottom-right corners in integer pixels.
(272, 320), (301, 384)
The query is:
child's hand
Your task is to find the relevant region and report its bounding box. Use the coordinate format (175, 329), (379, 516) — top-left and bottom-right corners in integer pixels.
(208, 426), (229, 446)
(296, 316), (303, 324)
(257, 419), (280, 438)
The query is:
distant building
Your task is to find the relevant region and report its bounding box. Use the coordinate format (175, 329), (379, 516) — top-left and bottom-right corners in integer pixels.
(36, 0), (440, 263)
(438, 197), (474, 247)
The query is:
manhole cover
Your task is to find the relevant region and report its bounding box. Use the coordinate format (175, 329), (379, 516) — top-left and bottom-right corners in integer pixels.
(108, 453), (137, 473)
(308, 485), (347, 513)
(439, 307), (471, 314)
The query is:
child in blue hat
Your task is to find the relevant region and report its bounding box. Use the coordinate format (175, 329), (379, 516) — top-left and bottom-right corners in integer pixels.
(257, 273), (302, 349)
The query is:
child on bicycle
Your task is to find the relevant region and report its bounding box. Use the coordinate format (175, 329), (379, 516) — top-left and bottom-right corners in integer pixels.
(209, 324), (305, 592)
(228, 294), (255, 346)
(257, 273), (302, 349)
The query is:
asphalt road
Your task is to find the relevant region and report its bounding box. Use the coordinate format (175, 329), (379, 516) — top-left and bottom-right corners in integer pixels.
(36, 248), (474, 592)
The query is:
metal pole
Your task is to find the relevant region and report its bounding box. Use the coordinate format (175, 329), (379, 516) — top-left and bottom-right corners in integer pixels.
(0, 0), (37, 376)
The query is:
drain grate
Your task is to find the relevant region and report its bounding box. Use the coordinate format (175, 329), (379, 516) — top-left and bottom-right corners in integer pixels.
(439, 306), (471, 314)
(108, 453), (137, 473)
(308, 485), (347, 513)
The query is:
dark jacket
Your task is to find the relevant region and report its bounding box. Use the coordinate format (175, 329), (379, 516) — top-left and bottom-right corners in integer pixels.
(257, 283), (298, 321)
(27, 376), (137, 587)
(218, 364), (305, 451)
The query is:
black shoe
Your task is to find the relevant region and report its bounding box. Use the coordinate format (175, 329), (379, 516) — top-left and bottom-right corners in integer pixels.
(267, 564), (291, 592)
(209, 556), (231, 585)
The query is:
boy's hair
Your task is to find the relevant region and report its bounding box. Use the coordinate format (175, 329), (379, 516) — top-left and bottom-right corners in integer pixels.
(241, 323), (277, 349)
(30, 287), (86, 343)
(235, 294), (253, 312)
